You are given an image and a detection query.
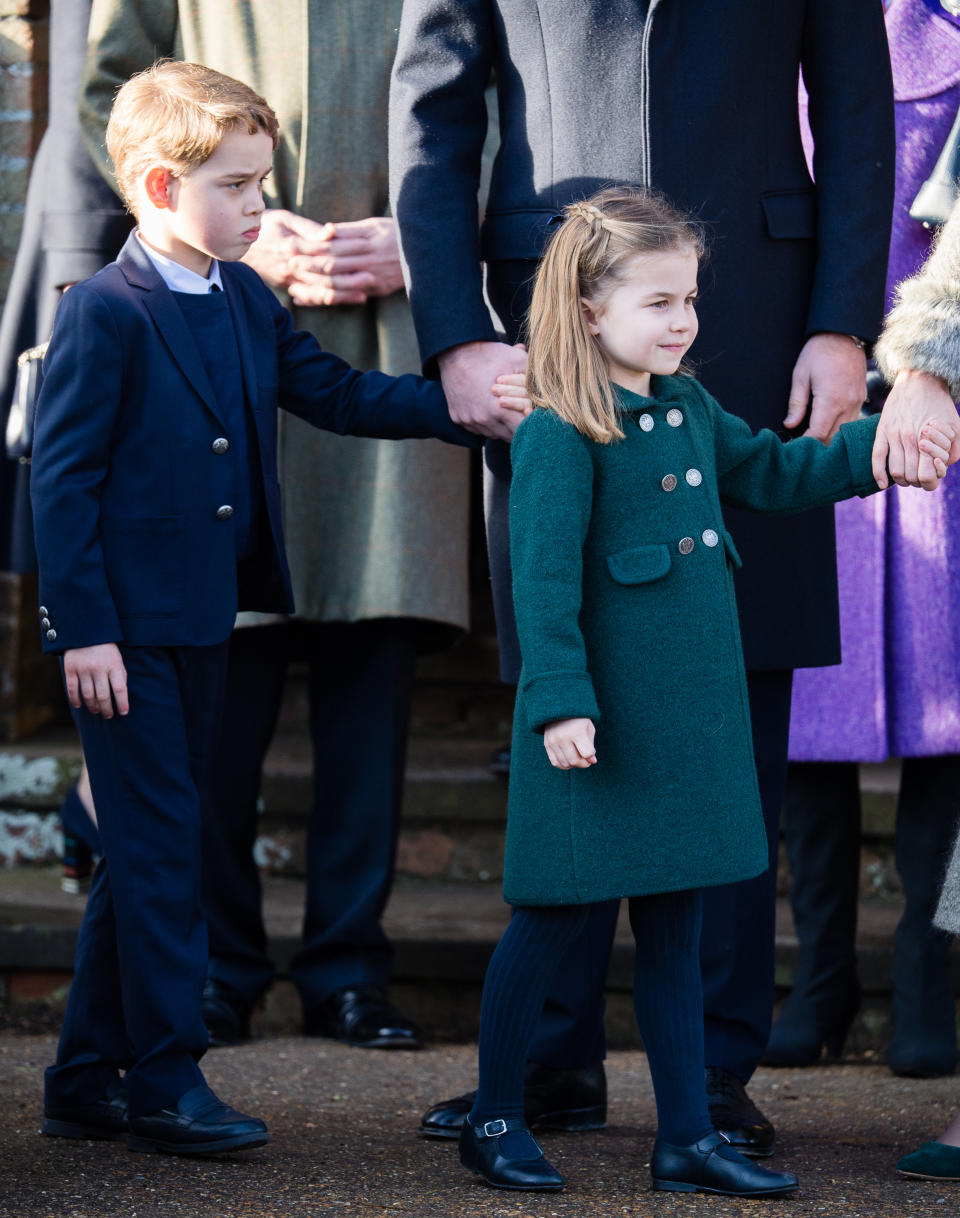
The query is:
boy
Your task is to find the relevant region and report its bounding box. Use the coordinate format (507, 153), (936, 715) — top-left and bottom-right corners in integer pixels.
(31, 61), (482, 1156)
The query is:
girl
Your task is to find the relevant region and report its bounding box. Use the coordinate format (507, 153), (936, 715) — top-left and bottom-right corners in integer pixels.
(459, 187), (952, 1198)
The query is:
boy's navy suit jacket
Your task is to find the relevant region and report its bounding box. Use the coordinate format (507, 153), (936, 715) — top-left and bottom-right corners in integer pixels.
(31, 232), (473, 654)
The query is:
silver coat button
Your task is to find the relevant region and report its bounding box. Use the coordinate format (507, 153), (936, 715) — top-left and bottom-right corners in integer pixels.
(212, 437), (230, 454)
(678, 536), (695, 555)
(661, 474), (678, 492)
(685, 468), (703, 487)
(38, 606), (48, 618)
(46, 629), (57, 642)
(41, 617), (50, 629)
(666, 408), (684, 427)
(702, 529), (720, 547)
(216, 505), (234, 520)
(638, 413), (655, 432)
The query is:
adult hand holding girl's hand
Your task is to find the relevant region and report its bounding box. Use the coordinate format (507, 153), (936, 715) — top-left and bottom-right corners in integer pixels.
(873, 369), (960, 490)
(543, 718), (597, 769)
(63, 644), (129, 718)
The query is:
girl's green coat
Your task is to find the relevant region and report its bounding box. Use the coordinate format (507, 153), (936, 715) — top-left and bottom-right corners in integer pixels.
(505, 376), (881, 906)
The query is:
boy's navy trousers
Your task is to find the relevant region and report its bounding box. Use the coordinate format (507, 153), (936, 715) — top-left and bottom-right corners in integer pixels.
(44, 641), (229, 1118)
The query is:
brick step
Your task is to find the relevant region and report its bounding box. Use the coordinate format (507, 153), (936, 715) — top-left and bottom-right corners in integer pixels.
(1, 868), (955, 1054)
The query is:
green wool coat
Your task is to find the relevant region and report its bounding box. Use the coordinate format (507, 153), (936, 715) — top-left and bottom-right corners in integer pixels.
(505, 376), (882, 907)
(81, 0), (469, 630)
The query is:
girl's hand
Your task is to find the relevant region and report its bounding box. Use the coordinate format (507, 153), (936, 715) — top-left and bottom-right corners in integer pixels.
(916, 418), (957, 491)
(491, 346), (532, 416)
(543, 718), (597, 769)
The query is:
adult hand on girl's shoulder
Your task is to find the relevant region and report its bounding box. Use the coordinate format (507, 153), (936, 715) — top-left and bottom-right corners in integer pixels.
(543, 718), (597, 770)
(873, 369), (960, 489)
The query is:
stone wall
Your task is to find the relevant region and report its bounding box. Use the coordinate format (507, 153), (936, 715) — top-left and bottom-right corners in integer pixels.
(0, 0), (48, 306)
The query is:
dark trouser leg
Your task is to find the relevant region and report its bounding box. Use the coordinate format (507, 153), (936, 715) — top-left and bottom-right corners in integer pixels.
(470, 904), (591, 1128)
(629, 889), (714, 1145)
(701, 669), (793, 1083)
(203, 625), (289, 1002)
(46, 643), (228, 1117)
(888, 754), (960, 1076)
(766, 760), (861, 1060)
(289, 619), (418, 1007)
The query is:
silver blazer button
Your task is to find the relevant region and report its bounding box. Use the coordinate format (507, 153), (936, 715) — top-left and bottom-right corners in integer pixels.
(46, 628), (57, 642)
(216, 505), (234, 520)
(212, 437), (230, 454)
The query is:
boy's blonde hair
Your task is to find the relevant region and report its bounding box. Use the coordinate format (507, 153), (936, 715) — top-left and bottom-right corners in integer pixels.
(526, 187), (705, 444)
(106, 60), (280, 214)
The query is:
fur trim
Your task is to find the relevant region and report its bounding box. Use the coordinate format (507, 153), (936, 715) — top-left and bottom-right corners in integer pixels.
(876, 200), (960, 400)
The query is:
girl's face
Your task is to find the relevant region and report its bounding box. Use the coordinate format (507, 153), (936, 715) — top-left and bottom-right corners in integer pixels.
(581, 248), (699, 397)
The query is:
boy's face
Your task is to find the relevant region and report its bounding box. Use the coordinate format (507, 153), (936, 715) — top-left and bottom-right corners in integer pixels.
(138, 126), (273, 277)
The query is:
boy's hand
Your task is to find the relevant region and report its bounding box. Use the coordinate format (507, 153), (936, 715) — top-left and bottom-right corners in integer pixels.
(543, 718), (597, 769)
(64, 644), (129, 718)
(491, 368), (533, 417)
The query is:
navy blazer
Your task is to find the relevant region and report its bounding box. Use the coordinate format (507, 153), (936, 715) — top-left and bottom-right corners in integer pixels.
(31, 233), (473, 653)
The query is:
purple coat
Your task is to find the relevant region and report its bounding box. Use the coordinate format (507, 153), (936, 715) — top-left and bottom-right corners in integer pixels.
(789, 0), (960, 761)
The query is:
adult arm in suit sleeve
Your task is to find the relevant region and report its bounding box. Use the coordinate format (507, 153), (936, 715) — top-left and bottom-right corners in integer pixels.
(388, 0), (526, 440)
(783, 0), (894, 442)
(30, 285), (125, 651)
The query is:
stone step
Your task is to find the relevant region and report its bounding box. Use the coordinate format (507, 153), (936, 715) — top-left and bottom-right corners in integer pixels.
(0, 868), (955, 1054)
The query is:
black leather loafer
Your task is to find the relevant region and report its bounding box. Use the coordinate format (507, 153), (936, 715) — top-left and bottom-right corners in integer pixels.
(42, 1079), (129, 1141)
(705, 1066), (775, 1157)
(651, 1131), (797, 1196)
(459, 1117), (564, 1191)
(420, 1061), (607, 1139)
(126, 1084), (268, 1155)
(201, 977), (255, 1047)
(304, 985), (422, 1049)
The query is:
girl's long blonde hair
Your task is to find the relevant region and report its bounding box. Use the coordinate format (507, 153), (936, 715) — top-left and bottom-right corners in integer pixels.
(526, 187), (705, 443)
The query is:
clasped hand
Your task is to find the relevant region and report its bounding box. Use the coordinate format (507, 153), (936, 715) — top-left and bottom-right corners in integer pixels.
(243, 210), (405, 306)
(543, 718), (597, 770)
(63, 643), (129, 718)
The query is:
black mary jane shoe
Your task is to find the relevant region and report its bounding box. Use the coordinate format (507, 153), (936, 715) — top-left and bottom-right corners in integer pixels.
(42, 1079), (129, 1141)
(651, 1131), (797, 1197)
(705, 1066), (775, 1158)
(459, 1117), (564, 1191)
(420, 1061), (606, 1139)
(126, 1084), (268, 1156)
(201, 977), (255, 1047)
(304, 984), (422, 1049)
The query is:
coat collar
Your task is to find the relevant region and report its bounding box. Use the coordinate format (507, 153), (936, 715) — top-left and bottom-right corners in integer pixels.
(116, 232), (231, 427)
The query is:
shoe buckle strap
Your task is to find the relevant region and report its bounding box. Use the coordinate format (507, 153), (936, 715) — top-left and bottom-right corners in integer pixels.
(478, 1117), (530, 1139)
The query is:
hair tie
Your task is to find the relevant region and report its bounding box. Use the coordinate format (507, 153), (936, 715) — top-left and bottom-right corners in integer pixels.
(568, 201), (607, 230)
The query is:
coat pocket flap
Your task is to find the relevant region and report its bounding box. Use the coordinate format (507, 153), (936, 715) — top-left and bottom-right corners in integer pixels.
(760, 189), (817, 239)
(606, 543), (672, 585)
(722, 530), (743, 569)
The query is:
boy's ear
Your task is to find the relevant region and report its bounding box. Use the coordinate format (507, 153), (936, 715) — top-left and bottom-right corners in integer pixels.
(144, 167), (175, 210)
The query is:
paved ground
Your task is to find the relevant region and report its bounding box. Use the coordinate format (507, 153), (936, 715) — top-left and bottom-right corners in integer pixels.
(1, 1035), (958, 1218)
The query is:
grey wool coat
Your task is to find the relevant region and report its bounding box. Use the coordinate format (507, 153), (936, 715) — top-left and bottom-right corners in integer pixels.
(505, 377), (882, 907)
(80, 0), (469, 631)
(883, 197), (960, 935)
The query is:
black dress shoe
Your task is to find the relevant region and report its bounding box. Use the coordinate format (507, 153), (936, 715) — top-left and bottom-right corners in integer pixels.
(762, 985), (859, 1068)
(420, 1061), (606, 1139)
(202, 977), (255, 1047)
(651, 1131), (797, 1196)
(42, 1079), (129, 1141)
(126, 1084), (268, 1155)
(705, 1066), (775, 1158)
(459, 1117), (564, 1191)
(304, 985), (422, 1049)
